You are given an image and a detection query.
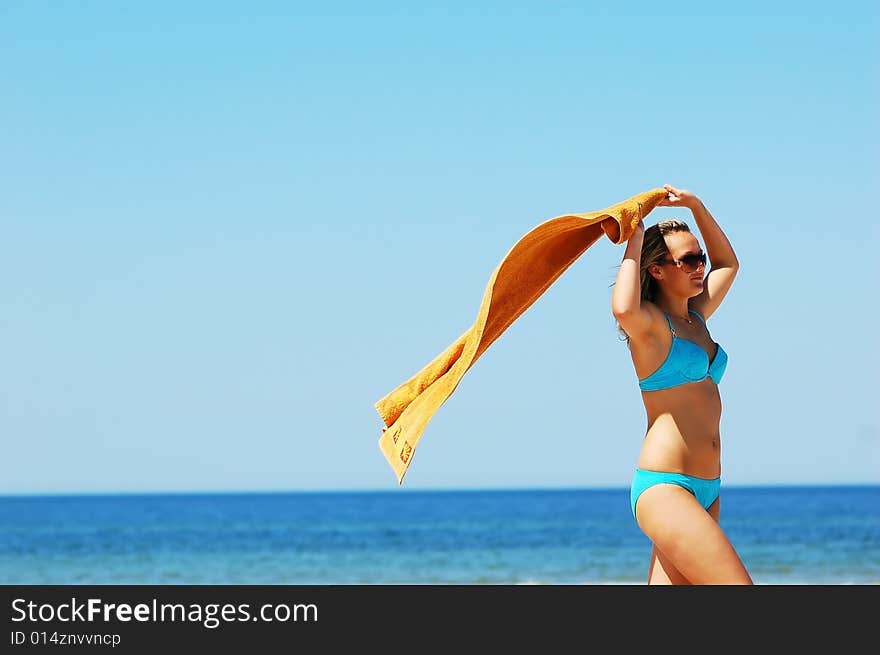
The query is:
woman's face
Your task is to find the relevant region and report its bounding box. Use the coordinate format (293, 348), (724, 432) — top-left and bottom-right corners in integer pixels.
(651, 231), (706, 297)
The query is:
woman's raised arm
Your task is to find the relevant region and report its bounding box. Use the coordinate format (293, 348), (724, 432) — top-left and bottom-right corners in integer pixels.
(612, 220), (653, 338)
(661, 184), (740, 320)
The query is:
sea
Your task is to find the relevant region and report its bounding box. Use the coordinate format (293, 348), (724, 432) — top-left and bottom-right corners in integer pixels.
(1, 486), (877, 585)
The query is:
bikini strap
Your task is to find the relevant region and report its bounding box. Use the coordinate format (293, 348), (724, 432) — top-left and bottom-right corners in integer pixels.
(689, 309), (707, 325)
(662, 312), (676, 336)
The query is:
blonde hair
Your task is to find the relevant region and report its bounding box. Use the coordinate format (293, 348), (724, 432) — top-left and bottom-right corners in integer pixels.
(613, 219), (692, 345)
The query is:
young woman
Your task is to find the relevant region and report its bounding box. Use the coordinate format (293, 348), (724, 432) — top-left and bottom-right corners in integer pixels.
(611, 183), (752, 584)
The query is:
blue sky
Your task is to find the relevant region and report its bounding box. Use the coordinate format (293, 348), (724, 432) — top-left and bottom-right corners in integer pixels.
(1, 1), (877, 494)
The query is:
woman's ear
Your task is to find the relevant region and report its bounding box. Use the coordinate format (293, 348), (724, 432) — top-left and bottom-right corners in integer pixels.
(647, 264), (661, 281)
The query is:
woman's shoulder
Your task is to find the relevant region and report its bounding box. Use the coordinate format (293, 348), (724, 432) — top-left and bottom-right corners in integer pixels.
(616, 300), (665, 344)
(638, 299), (669, 324)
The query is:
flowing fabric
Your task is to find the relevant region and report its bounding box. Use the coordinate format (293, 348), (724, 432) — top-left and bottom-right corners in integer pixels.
(374, 188), (668, 484)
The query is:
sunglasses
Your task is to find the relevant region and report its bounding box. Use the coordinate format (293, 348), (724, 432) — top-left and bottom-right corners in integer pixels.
(660, 252), (707, 273)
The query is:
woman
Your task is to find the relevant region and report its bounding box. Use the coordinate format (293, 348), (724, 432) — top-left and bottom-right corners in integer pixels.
(611, 183), (752, 584)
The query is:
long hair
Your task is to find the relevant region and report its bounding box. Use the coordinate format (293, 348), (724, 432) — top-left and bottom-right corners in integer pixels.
(613, 219), (692, 346)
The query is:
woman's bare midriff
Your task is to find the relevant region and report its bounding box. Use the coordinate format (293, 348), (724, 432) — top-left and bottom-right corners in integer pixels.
(637, 378), (722, 479)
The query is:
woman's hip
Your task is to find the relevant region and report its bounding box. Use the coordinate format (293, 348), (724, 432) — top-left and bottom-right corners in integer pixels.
(630, 468), (721, 518)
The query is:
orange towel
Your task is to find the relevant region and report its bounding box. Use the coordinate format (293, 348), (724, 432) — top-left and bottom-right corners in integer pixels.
(374, 187), (669, 485)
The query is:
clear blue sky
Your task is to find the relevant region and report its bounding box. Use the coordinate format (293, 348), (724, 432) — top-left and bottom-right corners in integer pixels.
(2, 1), (877, 494)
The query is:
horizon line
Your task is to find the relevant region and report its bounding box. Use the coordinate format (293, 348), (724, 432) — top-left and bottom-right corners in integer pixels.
(1, 480), (878, 499)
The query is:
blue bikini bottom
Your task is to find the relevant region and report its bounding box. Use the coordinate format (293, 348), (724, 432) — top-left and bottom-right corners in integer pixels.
(630, 468), (721, 518)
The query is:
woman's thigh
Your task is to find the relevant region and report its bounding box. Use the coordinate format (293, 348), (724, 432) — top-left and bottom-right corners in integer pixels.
(647, 496), (721, 584)
(637, 485), (751, 585)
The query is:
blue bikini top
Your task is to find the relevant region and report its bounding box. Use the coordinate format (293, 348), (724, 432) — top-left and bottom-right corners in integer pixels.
(638, 309), (728, 392)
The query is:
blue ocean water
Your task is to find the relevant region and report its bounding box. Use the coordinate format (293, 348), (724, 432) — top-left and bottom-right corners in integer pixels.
(0, 486), (877, 585)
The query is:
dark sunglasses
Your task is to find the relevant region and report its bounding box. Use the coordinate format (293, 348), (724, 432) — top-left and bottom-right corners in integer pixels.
(660, 252), (707, 272)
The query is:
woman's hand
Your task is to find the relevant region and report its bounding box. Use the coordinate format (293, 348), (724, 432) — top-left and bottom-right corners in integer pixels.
(658, 184), (701, 210)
